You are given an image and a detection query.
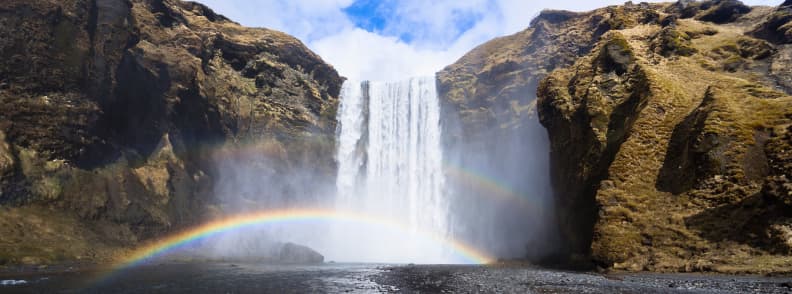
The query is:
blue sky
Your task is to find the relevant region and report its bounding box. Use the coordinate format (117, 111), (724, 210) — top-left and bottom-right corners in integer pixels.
(198, 0), (783, 81)
(343, 0), (486, 44)
(344, 1), (390, 37)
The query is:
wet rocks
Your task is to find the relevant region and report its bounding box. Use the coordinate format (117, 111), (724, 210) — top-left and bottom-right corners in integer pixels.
(376, 264), (792, 293)
(277, 242), (324, 264)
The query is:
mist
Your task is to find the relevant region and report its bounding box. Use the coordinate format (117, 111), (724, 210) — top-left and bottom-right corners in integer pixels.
(174, 0), (777, 265)
(173, 71), (557, 265)
(177, 140), (337, 263)
(441, 97), (557, 261)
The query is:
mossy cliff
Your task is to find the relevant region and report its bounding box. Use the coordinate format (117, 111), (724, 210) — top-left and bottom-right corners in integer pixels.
(0, 0), (341, 265)
(436, 7), (625, 261)
(442, 0), (792, 273)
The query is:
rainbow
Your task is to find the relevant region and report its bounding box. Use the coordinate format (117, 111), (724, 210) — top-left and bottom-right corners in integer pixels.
(443, 163), (542, 214)
(113, 208), (494, 271)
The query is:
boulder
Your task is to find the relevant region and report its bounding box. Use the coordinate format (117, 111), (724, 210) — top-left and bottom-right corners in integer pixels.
(277, 242), (324, 264)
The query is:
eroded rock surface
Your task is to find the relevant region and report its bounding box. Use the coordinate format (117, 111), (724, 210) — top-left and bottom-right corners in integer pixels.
(442, 0), (792, 273)
(0, 0), (341, 265)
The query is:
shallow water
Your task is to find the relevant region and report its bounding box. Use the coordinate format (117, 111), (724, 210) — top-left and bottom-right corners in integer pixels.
(2, 263), (791, 293)
(0, 263), (393, 293)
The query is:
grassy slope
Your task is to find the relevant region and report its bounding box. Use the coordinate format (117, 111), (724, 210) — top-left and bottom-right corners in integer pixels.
(542, 5), (792, 273)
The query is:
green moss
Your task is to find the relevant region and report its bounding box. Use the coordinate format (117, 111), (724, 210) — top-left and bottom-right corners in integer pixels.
(653, 28), (698, 57)
(17, 148), (39, 177)
(741, 84), (786, 99)
(607, 33), (632, 53)
(735, 37), (775, 60)
(597, 33), (634, 75)
(608, 206), (635, 222)
(606, 7), (636, 30)
(319, 100), (339, 122)
(686, 28), (720, 38)
(712, 43), (740, 56)
(32, 176), (63, 200)
(722, 55), (744, 72)
(594, 223), (644, 265)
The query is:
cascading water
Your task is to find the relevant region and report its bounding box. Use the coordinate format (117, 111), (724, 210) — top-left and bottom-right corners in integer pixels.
(330, 77), (454, 263)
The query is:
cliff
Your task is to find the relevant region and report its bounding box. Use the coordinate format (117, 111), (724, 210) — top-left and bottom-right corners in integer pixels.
(441, 0), (792, 273)
(0, 0), (341, 265)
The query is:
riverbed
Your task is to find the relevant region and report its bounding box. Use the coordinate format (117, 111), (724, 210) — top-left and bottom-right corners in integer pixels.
(1, 263), (790, 293)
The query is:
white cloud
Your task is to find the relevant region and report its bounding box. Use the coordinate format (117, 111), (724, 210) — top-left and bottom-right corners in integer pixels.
(197, 0), (355, 41)
(374, 0), (492, 48)
(198, 0), (783, 82)
(311, 28), (456, 81)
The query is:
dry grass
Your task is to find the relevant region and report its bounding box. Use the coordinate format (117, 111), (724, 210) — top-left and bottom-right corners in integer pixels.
(571, 11), (792, 272)
(0, 206), (129, 266)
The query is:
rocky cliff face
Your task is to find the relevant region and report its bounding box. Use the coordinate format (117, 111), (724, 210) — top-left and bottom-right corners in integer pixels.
(0, 0), (341, 265)
(436, 7), (616, 262)
(442, 0), (792, 273)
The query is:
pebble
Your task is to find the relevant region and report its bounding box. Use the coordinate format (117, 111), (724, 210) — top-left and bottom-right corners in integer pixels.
(376, 265), (792, 293)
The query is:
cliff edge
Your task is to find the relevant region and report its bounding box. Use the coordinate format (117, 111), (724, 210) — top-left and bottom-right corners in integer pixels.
(441, 0), (792, 273)
(0, 0), (341, 265)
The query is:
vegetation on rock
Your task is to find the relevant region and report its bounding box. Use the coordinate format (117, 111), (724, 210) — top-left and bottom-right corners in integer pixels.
(442, 0), (792, 274)
(0, 0), (341, 266)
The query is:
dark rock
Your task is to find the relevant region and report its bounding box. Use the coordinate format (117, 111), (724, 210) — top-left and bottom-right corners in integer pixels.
(443, 0), (792, 274)
(660, 15), (678, 27)
(667, 0), (751, 23)
(531, 10), (580, 25)
(0, 0), (341, 265)
(539, 31), (651, 266)
(277, 242), (324, 264)
(749, 3), (792, 44)
(667, 0), (707, 19)
(656, 89), (718, 195)
(437, 4), (649, 264)
(598, 34), (635, 75)
(696, 0), (752, 24)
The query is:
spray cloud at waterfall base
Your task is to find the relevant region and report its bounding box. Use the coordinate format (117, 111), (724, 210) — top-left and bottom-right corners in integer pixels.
(171, 76), (555, 265)
(329, 76), (556, 263)
(331, 77), (450, 263)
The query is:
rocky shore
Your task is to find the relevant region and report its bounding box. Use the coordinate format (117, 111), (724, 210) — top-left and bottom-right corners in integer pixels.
(375, 264), (792, 293)
(440, 0), (792, 272)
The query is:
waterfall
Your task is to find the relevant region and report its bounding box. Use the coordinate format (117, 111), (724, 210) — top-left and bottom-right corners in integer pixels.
(332, 77), (452, 263)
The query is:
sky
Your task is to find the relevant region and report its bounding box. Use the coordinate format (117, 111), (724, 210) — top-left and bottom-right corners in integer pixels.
(197, 0), (782, 81)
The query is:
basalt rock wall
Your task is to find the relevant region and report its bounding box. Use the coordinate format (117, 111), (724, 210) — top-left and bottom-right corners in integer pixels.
(0, 0), (342, 265)
(442, 0), (792, 273)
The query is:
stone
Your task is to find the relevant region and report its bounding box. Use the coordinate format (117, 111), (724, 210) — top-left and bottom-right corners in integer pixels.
(442, 0), (792, 273)
(0, 0), (341, 265)
(277, 242), (324, 264)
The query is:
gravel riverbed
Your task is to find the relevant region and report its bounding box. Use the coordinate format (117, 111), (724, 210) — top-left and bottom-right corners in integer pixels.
(375, 264), (792, 293)
(1, 262), (790, 293)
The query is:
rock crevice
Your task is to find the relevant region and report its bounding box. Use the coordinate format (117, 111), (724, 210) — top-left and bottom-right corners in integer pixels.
(442, 0), (792, 273)
(0, 0), (341, 265)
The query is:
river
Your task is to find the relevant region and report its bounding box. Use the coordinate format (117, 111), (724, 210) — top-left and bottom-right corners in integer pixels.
(2, 263), (791, 293)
